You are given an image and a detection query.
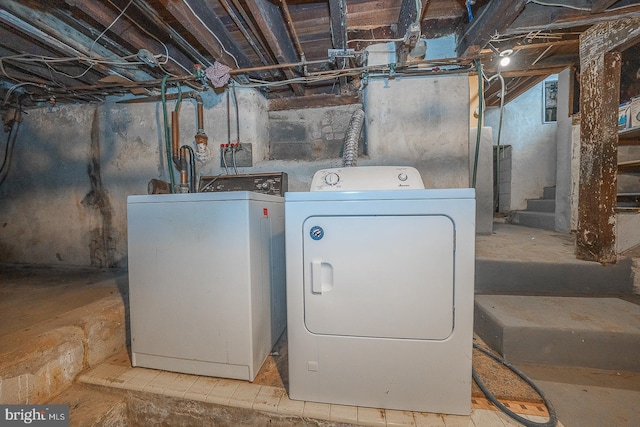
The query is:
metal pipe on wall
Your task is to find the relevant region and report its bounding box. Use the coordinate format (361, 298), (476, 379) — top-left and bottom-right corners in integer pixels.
(171, 110), (190, 192)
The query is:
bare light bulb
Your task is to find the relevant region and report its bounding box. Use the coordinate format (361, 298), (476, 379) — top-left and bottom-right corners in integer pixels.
(500, 56), (511, 67)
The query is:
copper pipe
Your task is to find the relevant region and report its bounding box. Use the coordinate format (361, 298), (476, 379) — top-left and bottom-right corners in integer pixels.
(179, 146), (189, 186)
(196, 99), (204, 133)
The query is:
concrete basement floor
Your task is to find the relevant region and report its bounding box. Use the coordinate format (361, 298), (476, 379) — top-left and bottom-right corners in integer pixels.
(1, 223), (639, 426)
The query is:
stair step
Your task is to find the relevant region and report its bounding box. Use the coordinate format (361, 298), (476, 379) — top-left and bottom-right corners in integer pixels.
(526, 198), (555, 213)
(47, 384), (127, 427)
(475, 257), (634, 295)
(511, 211), (556, 230)
(474, 295), (640, 372)
(542, 186), (556, 200)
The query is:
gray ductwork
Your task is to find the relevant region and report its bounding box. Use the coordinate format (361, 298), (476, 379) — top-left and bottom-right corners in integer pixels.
(342, 108), (365, 167)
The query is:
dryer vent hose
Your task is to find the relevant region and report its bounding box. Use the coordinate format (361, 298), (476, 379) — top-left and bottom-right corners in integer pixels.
(342, 109), (365, 167)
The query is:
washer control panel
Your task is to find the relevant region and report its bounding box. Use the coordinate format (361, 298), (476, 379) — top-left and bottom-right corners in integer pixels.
(199, 172), (288, 196)
(310, 166), (424, 191)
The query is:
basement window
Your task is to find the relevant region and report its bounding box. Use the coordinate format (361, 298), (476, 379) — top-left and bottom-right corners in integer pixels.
(543, 80), (558, 123)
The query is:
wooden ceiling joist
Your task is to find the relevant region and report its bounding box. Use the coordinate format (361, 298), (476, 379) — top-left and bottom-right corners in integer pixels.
(161, 0), (250, 70)
(457, 0), (528, 58)
(245, 0), (305, 96)
(0, 3), (151, 84)
(64, 0), (193, 78)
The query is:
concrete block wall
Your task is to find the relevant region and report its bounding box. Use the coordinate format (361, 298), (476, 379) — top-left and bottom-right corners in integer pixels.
(268, 106), (363, 161)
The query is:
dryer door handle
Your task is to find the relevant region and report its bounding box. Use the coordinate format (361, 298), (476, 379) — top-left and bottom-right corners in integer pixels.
(311, 259), (333, 294)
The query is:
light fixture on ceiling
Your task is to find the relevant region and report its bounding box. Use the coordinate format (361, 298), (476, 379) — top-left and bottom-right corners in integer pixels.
(499, 49), (513, 67)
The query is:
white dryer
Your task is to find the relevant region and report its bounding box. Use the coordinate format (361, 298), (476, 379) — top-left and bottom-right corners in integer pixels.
(285, 166), (475, 415)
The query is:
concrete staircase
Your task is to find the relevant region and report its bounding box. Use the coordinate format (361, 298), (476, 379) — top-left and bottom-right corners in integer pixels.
(510, 186), (556, 231)
(474, 222), (640, 373)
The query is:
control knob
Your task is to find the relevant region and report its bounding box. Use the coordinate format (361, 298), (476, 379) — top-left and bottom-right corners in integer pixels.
(324, 172), (340, 186)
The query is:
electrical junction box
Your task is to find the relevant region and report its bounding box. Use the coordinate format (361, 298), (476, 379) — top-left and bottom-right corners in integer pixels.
(365, 42), (396, 67)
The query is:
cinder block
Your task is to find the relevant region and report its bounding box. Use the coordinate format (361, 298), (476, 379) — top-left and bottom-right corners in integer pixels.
(269, 142), (311, 160)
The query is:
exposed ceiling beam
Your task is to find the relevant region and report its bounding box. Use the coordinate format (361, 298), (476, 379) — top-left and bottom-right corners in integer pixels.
(506, 3), (640, 34)
(0, 29), (101, 87)
(0, 3), (152, 83)
(244, 0), (305, 96)
(496, 66), (570, 78)
(64, 0), (193, 77)
(457, 0), (528, 57)
(160, 0), (250, 70)
(132, 0), (212, 67)
(580, 16), (640, 62)
(220, 0), (273, 68)
(592, 0), (621, 13)
(268, 93), (360, 111)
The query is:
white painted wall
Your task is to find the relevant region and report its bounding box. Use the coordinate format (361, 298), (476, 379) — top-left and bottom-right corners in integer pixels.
(365, 74), (471, 189)
(555, 69), (574, 232)
(484, 79), (558, 211)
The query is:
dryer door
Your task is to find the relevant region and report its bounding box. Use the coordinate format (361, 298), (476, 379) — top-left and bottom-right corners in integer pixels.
(302, 214), (455, 340)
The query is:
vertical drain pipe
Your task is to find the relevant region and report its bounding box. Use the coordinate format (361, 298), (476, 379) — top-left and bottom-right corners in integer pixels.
(342, 109), (365, 167)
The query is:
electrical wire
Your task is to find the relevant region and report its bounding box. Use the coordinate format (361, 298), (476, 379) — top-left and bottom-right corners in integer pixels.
(0, 104), (22, 187)
(2, 82), (43, 106)
(526, 0), (590, 11)
(473, 343), (558, 427)
(182, 0), (240, 69)
(472, 59), (483, 189)
(89, 0), (134, 53)
(528, 0), (640, 12)
(482, 67), (506, 211)
(107, 0), (168, 65)
(0, 53), (153, 80)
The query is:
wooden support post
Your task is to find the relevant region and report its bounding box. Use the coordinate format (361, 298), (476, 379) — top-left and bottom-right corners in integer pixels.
(576, 51), (621, 263)
(576, 18), (640, 263)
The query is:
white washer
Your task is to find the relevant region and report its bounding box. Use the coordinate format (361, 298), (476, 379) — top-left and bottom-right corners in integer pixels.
(127, 191), (285, 381)
(285, 166), (475, 415)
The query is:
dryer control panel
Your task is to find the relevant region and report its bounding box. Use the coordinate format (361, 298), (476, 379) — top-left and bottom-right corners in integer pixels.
(310, 166), (424, 191)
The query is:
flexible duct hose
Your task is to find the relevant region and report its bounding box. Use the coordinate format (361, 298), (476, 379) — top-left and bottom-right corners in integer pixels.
(342, 109), (365, 167)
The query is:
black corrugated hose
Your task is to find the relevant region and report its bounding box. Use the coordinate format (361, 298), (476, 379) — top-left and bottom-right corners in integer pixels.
(472, 343), (558, 427)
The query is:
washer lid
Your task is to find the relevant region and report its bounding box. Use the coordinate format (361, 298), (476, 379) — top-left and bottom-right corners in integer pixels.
(302, 214), (455, 340)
